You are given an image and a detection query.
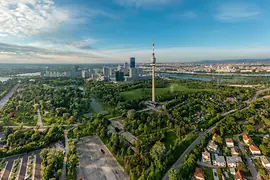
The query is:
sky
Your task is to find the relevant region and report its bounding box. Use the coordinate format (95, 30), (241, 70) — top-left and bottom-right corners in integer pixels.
(0, 0), (270, 64)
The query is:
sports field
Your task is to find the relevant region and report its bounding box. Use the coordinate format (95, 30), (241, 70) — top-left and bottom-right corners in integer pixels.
(120, 83), (199, 101)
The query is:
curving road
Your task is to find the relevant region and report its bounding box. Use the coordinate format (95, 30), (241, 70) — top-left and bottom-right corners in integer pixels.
(0, 84), (19, 109)
(162, 87), (270, 180)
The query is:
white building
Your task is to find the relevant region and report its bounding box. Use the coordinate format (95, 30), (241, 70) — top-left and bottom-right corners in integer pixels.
(213, 154), (226, 167)
(202, 151), (211, 163)
(226, 138), (234, 147)
(231, 147), (239, 156)
(249, 145), (261, 155)
(261, 156), (270, 168)
(226, 156), (242, 168)
(207, 140), (218, 152)
(81, 70), (90, 78)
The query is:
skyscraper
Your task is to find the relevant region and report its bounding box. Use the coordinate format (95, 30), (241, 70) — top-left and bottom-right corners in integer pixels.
(103, 67), (110, 77)
(115, 71), (124, 81)
(151, 41), (156, 103)
(130, 57), (135, 68)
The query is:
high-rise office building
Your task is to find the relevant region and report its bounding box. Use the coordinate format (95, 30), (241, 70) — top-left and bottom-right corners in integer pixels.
(81, 70), (90, 78)
(103, 67), (110, 77)
(124, 62), (129, 74)
(71, 65), (81, 78)
(115, 71), (124, 81)
(130, 57), (135, 68)
(129, 68), (138, 79)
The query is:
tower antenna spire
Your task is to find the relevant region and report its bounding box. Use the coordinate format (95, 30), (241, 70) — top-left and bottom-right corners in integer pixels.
(151, 40), (156, 103)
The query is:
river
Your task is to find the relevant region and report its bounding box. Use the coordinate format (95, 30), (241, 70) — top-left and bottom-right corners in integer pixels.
(160, 73), (246, 82)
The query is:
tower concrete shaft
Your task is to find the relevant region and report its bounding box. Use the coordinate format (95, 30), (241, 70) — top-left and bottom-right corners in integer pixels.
(151, 41), (156, 103)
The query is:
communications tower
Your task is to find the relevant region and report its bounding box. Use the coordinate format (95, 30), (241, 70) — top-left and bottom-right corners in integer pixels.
(151, 41), (156, 103)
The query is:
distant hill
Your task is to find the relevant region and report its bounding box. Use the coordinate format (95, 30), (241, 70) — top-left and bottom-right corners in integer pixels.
(195, 59), (270, 64)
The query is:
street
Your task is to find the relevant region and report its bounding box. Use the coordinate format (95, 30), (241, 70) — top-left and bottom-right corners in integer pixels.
(0, 84), (19, 109)
(236, 135), (258, 180)
(60, 130), (69, 180)
(37, 109), (44, 129)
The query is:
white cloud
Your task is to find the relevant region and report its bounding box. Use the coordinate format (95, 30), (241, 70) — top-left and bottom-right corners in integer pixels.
(0, 0), (69, 36)
(114, 0), (176, 7)
(0, 41), (269, 63)
(216, 3), (260, 21)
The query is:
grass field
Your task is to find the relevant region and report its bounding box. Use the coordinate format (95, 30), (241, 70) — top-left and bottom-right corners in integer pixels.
(120, 83), (200, 101)
(203, 167), (214, 180)
(163, 130), (178, 149)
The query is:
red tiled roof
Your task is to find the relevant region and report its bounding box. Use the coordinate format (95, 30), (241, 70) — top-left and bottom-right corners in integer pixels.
(235, 170), (244, 180)
(226, 138), (233, 143)
(250, 145), (260, 152)
(194, 168), (204, 179)
(243, 134), (250, 141)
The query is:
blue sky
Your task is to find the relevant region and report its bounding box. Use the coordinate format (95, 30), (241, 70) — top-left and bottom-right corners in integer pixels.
(0, 0), (269, 63)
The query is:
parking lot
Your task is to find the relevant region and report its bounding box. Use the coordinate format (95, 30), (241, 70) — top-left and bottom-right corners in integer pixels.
(0, 150), (41, 180)
(77, 136), (128, 180)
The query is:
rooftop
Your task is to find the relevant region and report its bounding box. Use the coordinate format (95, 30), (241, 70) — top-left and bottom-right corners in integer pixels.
(243, 134), (250, 141)
(249, 145), (260, 152)
(194, 167), (204, 179)
(225, 138), (233, 143)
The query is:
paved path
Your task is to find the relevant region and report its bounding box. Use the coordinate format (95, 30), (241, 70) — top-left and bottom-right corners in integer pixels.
(212, 169), (219, 180)
(37, 109), (44, 129)
(0, 84), (19, 109)
(236, 135), (258, 180)
(3, 124), (79, 129)
(60, 130), (69, 180)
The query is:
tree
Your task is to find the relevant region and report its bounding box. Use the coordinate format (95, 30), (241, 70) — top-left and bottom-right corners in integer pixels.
(127, 109), (136, 120)
(150, 141), (166, 168)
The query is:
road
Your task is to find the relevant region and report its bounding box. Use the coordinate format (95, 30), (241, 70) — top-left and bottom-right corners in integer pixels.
(236, 135), (258, 180)
(0, 84), (19, 109)
(162, 87), (270, 180)
(37, 109), (44, 129)
(3, 124), (79, 129)
(60, 130), (69, 180)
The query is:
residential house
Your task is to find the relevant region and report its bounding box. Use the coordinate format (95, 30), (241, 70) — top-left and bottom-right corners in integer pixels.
(213, 154), (226, 167)
(212, 133), (217, 141)
(261, 156), (270, 168)
(226, 138), (234, 147)
(231, 147), (239, 156)
(194, 167), (205, 180)
(207, 140), (218, 152)
(242, 135), (251, 145)
(249, 145), (261, 155)
(235, 170), (246, 180)
(230, 168), (236, 175)
(226, 156), (243, 168)
(202, 151), (211, 163)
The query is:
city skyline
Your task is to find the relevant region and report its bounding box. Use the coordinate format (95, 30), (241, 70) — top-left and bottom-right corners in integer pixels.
(0, 0), (270, 63)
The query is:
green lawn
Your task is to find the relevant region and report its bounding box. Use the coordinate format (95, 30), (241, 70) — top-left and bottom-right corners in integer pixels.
(120, 83), (201, 101)
(202, 167), (214, 180)
(163, 130), (178, 149)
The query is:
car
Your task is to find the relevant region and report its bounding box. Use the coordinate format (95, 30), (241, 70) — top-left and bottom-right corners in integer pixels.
(101, 149), (105, 154)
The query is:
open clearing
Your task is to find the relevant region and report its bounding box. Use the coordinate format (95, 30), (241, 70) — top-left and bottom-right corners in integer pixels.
(120, 83), (200, 101)
(77, 136), (128, 180)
